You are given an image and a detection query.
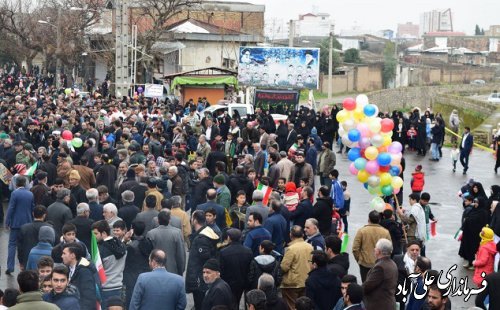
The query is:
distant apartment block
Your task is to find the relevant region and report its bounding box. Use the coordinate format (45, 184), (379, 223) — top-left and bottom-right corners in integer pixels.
(397, 22), (420, 39)
(420, 9), (453, 36)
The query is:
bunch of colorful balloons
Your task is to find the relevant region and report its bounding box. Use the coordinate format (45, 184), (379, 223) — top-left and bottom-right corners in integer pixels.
(336, 95), (404, 212)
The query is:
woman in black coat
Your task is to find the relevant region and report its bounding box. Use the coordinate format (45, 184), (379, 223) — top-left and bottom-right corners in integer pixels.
(415, 119), (427, 156)
(459, 193), (490, 267)
(276, 121), (288, 151)
(313, 187), (334, 236)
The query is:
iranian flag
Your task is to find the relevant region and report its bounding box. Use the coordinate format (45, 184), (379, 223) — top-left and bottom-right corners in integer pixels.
(91, 233), (107, 284)
(454, 228), (463, 242)
(24, 162), (38, 176)
(257, 183), (272, 205)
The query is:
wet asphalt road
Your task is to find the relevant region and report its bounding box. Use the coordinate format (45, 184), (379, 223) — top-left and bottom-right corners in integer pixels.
(1, 146), (498, 309)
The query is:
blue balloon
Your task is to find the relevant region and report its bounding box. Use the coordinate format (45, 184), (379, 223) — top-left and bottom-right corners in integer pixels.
(348, 129), (361, 142)
(377, 152), (392, 166)
(389, 166), (400, 176)
(363, 104), (376, 117)
(347, 147), (361, 161)
(354, 157), (367, 170)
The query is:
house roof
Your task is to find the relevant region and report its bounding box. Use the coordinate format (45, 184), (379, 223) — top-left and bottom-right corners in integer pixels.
(166, 18), (243, 35)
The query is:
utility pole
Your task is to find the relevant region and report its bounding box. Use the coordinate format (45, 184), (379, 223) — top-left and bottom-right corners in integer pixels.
(328, 24), (334, 100)
(56, 7), (61, 89)
(288, 19), (295, 47)
(115, 0), (130, 97)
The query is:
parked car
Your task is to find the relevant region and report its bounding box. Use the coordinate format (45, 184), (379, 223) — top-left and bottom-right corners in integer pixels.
(198, 101), (288, 124)
(488, 92), (500, 104)
(470, 79), (486, 85)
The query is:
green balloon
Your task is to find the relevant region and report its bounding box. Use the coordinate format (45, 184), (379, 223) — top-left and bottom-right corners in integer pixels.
(72, 138), (83, 148)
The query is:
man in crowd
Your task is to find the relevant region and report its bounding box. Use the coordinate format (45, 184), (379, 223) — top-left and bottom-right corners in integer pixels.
(42, 265), (80, 308)
(129, 249), (186, 310)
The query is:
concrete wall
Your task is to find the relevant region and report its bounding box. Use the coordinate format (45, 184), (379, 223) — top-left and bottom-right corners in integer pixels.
(179, 41), (239, 72)
(319, 64), (383, 94)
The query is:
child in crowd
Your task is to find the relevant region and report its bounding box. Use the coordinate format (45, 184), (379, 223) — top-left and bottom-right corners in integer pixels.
(473, 226), (497, 287)
(340, 181), (350, 233)
(40, 275), (53, 294)
(284, 182), (299, 213)
(410, 165), (425, 195)
(450, 143), (459, 172)
(407, 125), (417, 151)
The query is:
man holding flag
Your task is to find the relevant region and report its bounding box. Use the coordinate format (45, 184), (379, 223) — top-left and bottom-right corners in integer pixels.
(92, 220), (127, 309)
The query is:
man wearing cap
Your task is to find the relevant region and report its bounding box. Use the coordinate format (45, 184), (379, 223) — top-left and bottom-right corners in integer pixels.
(219, 228), (253, 307)
(31, 171), (50, 205)
(201, 258), (234, 310)
(129, 249), (186, 310)
(16, 142), (36, 166)
(47, 188), (73, 241)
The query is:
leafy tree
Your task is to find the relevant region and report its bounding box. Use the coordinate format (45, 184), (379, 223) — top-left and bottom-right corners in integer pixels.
(343, 48), (361, 63)
(318, 37), (342, 74)
(382, 42), (396, 88)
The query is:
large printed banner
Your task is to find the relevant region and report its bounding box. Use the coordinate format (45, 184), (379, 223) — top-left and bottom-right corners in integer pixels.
(238, 47), (320, 89)
(254, 89), (299, 114)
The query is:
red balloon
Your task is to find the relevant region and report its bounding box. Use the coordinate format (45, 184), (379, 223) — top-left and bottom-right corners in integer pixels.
(379, 165), (390, 172)
(381, 118), (394, 132)
(62, 130), (73, 141)
(342, 97), (356, 111)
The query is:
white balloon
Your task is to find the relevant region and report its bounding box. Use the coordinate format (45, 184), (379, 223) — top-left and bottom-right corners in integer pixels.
(338, 127), (345, 137)
(371, 134), (384, 147)
(356, 94), (369, 107)
(367, 175), (380, 187)
(343, 119), (356, 131)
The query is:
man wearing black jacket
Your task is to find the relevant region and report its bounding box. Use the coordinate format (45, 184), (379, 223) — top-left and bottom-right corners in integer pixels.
(62, 244), (97, 310)
(219, 228), (253, 308)
(325, 235), (350, 279)
(17, 205), (51, 270)
(192, 168), (213, 207)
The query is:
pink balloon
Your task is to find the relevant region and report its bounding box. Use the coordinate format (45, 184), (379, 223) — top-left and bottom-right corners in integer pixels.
(349, 163), (359, 175)
(359, 137), (371, 149)
(357, 123), (371, 138)
(365, 160), (380, 174)
(394, 187), (400, 195)
(388, 142), (403, 154)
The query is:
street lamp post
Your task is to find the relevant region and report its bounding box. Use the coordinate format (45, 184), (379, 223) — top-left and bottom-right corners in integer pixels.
(38, 7), (61, 89)
(328, 24), (335, 100)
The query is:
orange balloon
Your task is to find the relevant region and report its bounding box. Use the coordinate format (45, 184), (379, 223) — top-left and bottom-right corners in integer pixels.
(378, 146), (388, 153)
(385, 203), (393, 210)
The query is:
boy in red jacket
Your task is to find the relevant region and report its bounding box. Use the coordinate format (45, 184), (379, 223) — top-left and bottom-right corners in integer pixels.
(411, 165), (425, 195)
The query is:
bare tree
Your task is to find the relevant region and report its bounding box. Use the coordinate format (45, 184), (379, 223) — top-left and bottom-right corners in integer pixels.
(131, 0), (202, 82)
(0, 0), (102, 76)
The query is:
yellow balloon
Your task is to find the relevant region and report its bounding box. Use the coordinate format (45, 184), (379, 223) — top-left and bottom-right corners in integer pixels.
(357, 170), (370, 183)
(353, 108), (364, 122)
(336, 110), (349, 123)
(365, 146), (379, 161)
(380, 173), (392, 186)
(391, 176), (404, 189)
(382, 135), (392, 146)
(382, 131), (393, 138)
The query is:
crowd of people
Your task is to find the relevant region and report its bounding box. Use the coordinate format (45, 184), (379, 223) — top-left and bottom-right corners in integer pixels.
(0, 65), (498, 310)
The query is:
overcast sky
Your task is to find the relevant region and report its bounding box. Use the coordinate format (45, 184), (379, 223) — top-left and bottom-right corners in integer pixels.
(224, 0), (499, 35)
